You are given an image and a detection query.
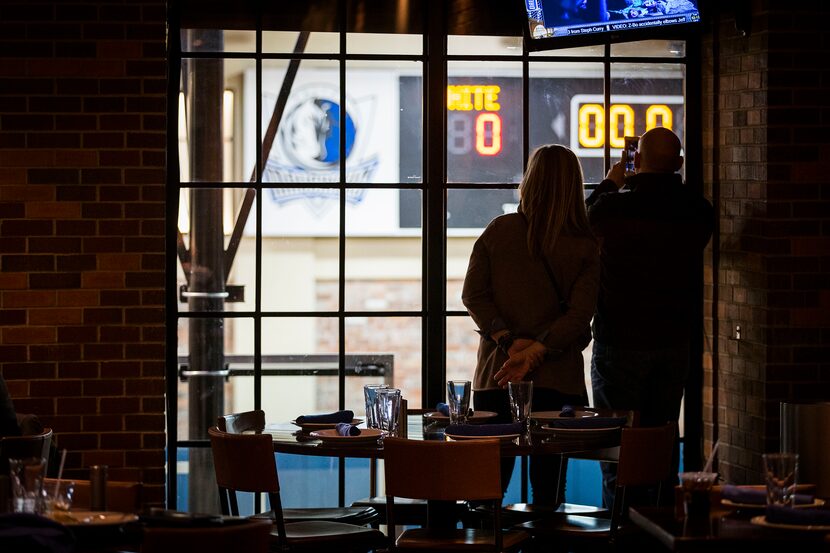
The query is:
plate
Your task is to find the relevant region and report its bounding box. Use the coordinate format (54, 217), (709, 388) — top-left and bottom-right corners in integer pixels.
(444, 432), (520, 442)
(291, 418), (363, 431)
(423, 410), (498, 423)
(722, 498), (825, 510)
(532, 410), (598, 423)
(539, 425), (620, 439)
(49, 510), (139, 526)
(309, 428), (383, 443)
(750, 515), (830, 532)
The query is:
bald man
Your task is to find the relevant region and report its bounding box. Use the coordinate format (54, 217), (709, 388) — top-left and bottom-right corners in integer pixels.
(585, 127), (713, 507)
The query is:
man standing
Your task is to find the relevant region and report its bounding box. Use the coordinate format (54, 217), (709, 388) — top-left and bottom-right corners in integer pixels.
(586, 127), (714, 506)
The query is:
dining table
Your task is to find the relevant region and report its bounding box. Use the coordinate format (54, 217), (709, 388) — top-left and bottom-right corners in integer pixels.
(629, 505), (830, 552)
(264, 409), (629, 528)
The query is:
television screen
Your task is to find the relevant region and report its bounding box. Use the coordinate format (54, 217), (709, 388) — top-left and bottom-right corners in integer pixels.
(523, 0), (701, 50)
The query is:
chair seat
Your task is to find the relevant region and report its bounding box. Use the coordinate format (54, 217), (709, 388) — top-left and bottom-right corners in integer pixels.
(516, 514), (612, 536)
(269, 520), (386, 550)
(352, 496), (467, 526)
(396, 527), (530, 552)
(252, 506), (379, 525)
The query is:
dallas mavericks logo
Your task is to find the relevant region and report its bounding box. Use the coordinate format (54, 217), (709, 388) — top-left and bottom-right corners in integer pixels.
(265, 84), (379, 215)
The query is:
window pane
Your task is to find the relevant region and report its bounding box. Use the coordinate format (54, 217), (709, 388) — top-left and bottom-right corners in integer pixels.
(529, 45), (604, 57)
(447, 35), (522, 56)
(259, 190), (339, 312)
(180, 57), (255, 183)
(611, 40), (686, 58)
(529, 61), (605, 183)
(610, 62), (686, 178)
(177, 317), (254, 440)
(262, 31), (340, 54)
(346, 316), (421, 409)
(177, 188), (257, 313)
(346, 61), (423, 184)
(446, 188), (517, 311)
(447, 61), (523, 184)
(345, 189), (422, 312)
(180, 29), (255, 53)
(260, 60), (342, 184)
(447, 315), (480, 384)
(347, 33), (422, 55)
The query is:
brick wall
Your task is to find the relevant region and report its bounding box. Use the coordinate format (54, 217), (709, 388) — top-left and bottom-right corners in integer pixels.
(0, 1), (167, 504)
(702, 3), (830, 483)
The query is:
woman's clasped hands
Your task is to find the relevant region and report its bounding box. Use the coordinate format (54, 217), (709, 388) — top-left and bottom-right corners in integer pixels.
(493, 338), (546, 387)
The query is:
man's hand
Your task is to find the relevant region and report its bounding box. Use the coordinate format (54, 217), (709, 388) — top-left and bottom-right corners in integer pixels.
(605, 159), (626, 189)
(493, 340), (546, 387)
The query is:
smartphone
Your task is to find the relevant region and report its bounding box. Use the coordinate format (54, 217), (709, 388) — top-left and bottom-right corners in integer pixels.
(624, 135), (640, 173)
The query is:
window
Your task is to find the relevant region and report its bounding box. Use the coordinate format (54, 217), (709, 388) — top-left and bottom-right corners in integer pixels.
(168, 1), (692, 511)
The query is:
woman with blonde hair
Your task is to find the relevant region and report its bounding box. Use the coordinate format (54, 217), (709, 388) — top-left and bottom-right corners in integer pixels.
(462, 144), (599, 505)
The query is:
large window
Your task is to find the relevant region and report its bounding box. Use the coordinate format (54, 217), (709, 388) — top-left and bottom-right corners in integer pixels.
(168, 1), (692, 511)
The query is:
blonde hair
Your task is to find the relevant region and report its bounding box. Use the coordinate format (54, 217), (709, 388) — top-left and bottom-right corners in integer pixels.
(519, 144), (593, 257)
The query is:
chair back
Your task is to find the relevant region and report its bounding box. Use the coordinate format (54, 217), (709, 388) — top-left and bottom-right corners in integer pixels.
(44, 477), (143, 513)
(217, 410), (265, 434)
(141, 519), (272, 553)
(383, 437), (503, 502)
(0, 427), (53, 474)
(616, 423), (675, 488)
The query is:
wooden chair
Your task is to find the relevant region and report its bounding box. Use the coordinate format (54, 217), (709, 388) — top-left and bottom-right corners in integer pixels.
(0, 427), (53, 475)
(513, 422), (676, 552)
(382, 437), (530, 553)
(141, 519), (273, 553)
(44, 477), (143, 513)
(216, 410), (378, 526)
(208, 426), (386, 552)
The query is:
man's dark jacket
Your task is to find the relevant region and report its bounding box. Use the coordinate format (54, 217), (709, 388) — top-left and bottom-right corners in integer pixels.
(586, 172), (714, 349)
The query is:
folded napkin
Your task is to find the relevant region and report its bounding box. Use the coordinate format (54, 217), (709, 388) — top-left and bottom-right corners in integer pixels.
(559, 405), (576, 417)
(766, 504), (830, 526)
(335, 423), (361, 437)
(722, 485), (813, 506)
(436, 402), (450, 416)
(295, 410), (354, 425)
(445, 422), (523, 436)
(0, 513), (75, 553)
(546, 416), (627, 429)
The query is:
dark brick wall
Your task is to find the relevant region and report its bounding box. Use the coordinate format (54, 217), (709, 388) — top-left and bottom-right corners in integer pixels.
(0, 1), (166, 504)
(702, 3), (830, 483)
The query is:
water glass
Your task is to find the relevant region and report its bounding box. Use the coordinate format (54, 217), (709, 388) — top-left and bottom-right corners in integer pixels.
(377, 388), (402, 437)
(363, 383), (389, 429)
(9, 457), (46, 514)
(508, 380), (533, 429)
(446, 380), (471, 425)
(763, 452), (798, 506)
(44, 480), (75, 514)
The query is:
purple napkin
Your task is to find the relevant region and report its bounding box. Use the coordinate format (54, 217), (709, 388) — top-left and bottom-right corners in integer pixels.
(766, 504), (830, 526)
(445, 422), (523, 436)
(295, 410), (354, 425)
(335, 423), (361, 437)
(547, 416), (627, 429)
(0, 513), (75, 553)
(559, 405), (576, 417)
(722, 485), (813, 505)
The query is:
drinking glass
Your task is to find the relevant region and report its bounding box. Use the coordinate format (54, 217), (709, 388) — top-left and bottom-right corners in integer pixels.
(363, 383), (389, 429)
(44, 480), (75, 514)
(9, 457), (46, 514)
(376, 388), (402, 437)
(446, 380), (471, 425)
(508, 380), (533, 429)
(679, 471), (717, 519)
(763, 452), (798, 506)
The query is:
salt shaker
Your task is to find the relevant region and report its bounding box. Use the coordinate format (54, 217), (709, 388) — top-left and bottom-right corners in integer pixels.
(89, 465), (108, 511)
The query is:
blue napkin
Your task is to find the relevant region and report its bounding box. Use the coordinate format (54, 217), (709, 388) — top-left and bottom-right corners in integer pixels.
(445, 422), (523, 436)
(546, 416), (627, 429)
(559, 405), (576, 417)
(335, 423), (361, 436)
(766, 503), (830, 526)
(722, 485), (813, 506)
(0, 513), (75, 553)
(436, 402), (450, 416)
(295, 410), (354, 425)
